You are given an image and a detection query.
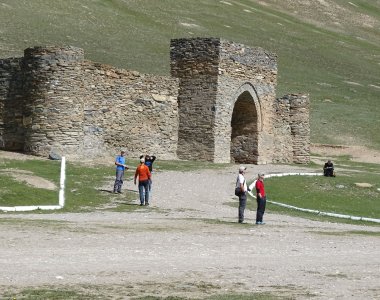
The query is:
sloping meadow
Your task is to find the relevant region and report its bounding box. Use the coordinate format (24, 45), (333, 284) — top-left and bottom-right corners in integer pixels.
(0, 0), (379, 150)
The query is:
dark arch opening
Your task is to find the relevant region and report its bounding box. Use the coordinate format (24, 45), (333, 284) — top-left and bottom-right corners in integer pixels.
(230, 91), (259, 164)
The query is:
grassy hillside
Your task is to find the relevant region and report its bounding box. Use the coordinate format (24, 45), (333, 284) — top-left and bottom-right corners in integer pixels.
(1, 0), (379, 150)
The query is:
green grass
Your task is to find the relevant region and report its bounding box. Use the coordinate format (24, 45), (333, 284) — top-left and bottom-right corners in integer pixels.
(0, 157), (231, 212)
(0, 157), (136, 212)
(0, 159), (61, 206)
(0, 0), (379, 150)
(263, 175), (379, 218)
(2, 288), (287, 300)
(311, 230), (380, 237)
(136, 294), (284, 300)
(1, 154), (379, 226)
(246, 155), (380, 221)
(2, 288), (100, 300)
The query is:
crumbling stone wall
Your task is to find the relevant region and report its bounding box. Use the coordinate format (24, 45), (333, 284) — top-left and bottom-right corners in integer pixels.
(273, 96), (292, 163)
(0, 57), (24, 150)
(289, 94), (310, 164)
(273, 94), (310, 164)
(0, 46), (179, 159)
(0, 38), (310, 164)
(79, 62), (179, 159)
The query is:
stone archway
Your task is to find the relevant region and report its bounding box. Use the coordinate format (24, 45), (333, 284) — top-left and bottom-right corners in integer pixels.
(230, 85), (261, 164)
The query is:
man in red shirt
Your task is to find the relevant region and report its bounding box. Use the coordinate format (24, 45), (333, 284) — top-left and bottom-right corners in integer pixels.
(134, 158), (151, 206)
(255, 173), (266, 225)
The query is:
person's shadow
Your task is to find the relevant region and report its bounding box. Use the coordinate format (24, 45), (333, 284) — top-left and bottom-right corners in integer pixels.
(98, 188), (138, 194)
(98, 189), (141, 206)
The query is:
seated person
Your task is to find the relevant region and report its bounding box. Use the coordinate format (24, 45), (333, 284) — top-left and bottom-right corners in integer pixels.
(323, 160), (335, 177)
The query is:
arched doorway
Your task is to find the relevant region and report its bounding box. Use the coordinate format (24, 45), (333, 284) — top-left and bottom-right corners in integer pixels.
(231, 90), (260, 164)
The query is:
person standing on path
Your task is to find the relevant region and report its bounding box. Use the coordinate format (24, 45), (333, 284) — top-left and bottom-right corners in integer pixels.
(255, 173), (266, 225)
(236, 166), (248, 223)
(140, 154), (156, 196)
(140, 154), (156, 173)
(134, 158), (151, 206)
(113, 149), (128, 194)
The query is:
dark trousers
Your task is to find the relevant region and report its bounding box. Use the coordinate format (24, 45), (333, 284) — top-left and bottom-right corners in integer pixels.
(256, 196), (266, 222)
(138, 180), (150, 205)
(238, 192), (247, 223)
(113, 170), (124, 193)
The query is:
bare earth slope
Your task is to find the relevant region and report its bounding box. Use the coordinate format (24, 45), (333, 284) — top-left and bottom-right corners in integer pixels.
(0, 163), (379, 299)
(258, 0), (380, 45)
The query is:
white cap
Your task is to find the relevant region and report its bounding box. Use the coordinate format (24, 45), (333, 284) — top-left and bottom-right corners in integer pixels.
(239, 166), (246, 172)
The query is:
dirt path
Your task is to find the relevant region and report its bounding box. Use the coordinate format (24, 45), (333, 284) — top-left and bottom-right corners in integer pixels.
(0, 163), (379, 299)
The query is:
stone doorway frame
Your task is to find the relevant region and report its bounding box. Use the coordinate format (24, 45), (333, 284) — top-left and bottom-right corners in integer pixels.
(230, 83), (263, 164)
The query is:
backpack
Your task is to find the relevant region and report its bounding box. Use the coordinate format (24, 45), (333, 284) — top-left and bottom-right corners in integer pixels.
(235, 178), (245, 196)
(235, 186), (242, 196)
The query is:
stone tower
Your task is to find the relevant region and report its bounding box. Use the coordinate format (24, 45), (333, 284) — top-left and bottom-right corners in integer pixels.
(22, 46), (85, 156)
(170, 37), (278, 164)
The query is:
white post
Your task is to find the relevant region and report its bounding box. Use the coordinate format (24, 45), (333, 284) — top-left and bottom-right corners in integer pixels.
(59, 156), (66, 207)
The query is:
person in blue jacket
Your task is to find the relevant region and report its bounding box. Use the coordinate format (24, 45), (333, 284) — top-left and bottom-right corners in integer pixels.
(113, 149), (128, 193)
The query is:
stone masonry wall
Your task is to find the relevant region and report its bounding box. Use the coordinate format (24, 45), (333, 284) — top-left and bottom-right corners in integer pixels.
(216, 40), (277, 164)
(79, 63), (179, 159)
(0, 57), (24, 150)
(289, 94), (310, 164)
(273, 96), (293, 163)
(0, 46), (179, 159)
(22, 46), (85, 156)
(170, 38), (219, 161)
(170, 38), (278, 164)
(0, 39), (310, 164)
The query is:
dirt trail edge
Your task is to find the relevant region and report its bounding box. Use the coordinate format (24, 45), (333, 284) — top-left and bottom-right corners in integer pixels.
(0, 164), (379, 299)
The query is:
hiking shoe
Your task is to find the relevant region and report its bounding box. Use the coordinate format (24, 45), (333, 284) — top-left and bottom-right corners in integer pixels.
(145, 203), (149, 206)
(139, 203), (144, 206)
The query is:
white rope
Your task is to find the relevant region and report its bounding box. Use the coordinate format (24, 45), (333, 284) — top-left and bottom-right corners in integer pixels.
(247, 172), (380, 224)
(0, 157), (66, 212)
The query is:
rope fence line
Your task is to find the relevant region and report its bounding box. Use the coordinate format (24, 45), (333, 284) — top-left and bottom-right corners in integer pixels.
(247, 172), (380, 224)
(0, 157), (66, 212)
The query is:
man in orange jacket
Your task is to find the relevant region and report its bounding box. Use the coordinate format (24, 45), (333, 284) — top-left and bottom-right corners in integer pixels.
(134, 158), (151, 206)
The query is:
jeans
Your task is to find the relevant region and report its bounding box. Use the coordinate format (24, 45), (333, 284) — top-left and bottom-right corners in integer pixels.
(138, 180), (150, 205)
(256, 196), (266, 223)
(113, 170), (124, 193)
(238, 192), (247, 223)
(148, 179), (152, 197)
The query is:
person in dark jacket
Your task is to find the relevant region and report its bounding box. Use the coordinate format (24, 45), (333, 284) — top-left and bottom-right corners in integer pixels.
(323, 160), (335, 177)
(140, 154), (156, 196)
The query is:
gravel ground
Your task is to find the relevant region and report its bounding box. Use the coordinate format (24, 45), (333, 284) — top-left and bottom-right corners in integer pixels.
(0, 163), (379, 299)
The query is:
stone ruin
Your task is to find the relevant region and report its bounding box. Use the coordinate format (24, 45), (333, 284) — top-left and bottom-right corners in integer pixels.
(0, 37), (310, 164)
